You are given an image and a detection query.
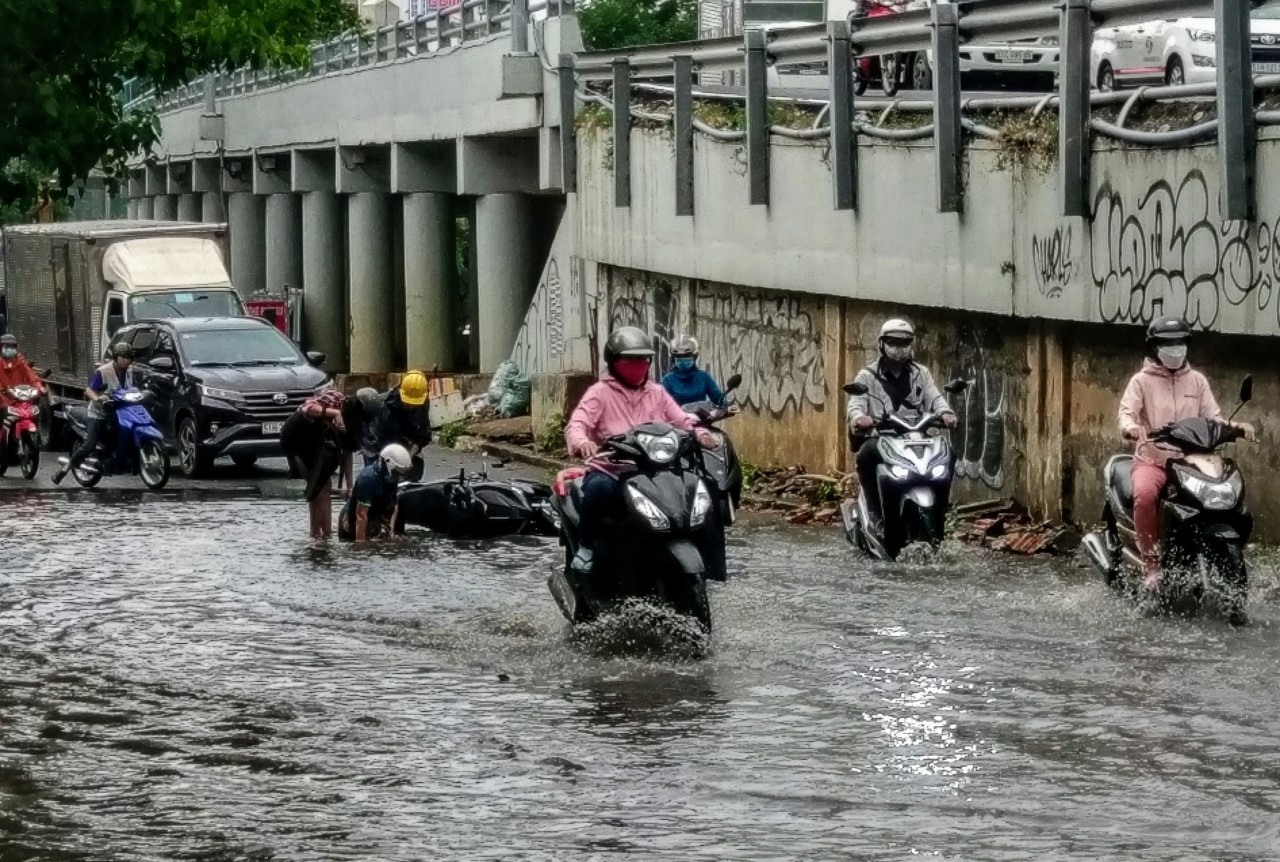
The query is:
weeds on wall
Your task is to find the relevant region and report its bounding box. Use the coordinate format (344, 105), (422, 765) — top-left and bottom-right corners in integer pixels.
(987, 111), (1059, 174)
(437, 420), (469, 449)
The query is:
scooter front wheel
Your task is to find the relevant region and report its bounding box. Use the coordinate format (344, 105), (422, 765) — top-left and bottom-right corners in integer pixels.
(138, 440), (171, 490)
(18, 434), (39, 480)
(72, 461), (103, 488)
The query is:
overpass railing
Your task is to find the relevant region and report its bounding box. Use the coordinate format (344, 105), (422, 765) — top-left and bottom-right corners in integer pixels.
(559, 0), (1262, 223)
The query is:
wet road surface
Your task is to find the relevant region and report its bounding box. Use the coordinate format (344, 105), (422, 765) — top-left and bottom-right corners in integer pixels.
(4, 451), (1280, 861)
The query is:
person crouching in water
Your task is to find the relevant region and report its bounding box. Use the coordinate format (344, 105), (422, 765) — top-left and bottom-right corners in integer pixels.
(338, 443), (414, 541)
(280, 390), (362, 538)
(563, 326), (717, 578)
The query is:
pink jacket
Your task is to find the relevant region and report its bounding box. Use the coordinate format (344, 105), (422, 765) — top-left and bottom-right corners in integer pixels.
(1119, 359), (1222, 463)
(566, 375), (699, 465)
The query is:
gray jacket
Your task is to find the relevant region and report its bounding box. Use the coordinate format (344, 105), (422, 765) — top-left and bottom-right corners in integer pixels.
(846, 358), (952, 431)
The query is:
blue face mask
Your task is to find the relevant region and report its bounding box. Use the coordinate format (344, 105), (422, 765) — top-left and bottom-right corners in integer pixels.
(675, 357), (696, 371)
(1, 347), (16, 360)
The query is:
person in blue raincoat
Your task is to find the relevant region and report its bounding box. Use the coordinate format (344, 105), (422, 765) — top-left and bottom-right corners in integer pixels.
(660, 336), (726, 408)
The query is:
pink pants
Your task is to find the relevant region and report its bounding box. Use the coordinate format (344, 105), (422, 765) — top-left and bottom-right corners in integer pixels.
(1132, 460), (1167, 564)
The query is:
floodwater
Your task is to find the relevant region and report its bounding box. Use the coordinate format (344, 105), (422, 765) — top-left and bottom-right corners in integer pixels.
(4, 486), (1280, 861)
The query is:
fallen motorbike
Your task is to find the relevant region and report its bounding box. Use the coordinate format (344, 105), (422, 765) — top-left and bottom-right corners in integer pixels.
(840, 378), (969, 560)
(59, 388), (171, 490)
(393, 466), (560, 538)
(683, 372), (744, 527)
(548, 423), (716, 632)
(0, 384), (43, 480)
(1082, 376), (1255, 624)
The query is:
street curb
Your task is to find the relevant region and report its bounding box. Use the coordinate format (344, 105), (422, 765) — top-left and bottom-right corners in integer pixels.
(469, 439), (567, 473)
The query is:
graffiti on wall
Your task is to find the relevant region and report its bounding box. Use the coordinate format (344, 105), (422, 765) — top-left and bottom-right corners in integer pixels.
(693, 286), (826, 416)
(1030, 225), (1074, 300)
(1091, 170), (1280, 329)
(948, 323), (1007, 489)
(608, 272), (679, 377)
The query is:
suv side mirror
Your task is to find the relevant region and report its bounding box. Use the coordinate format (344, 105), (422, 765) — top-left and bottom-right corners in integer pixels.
(306, 351), (326, 368)
(725, 373), (743, 394)
(150, 355), (175, 372)
(944, 378), (970, 394)
(1240, 375), (1254, 404)
(843, 381), (869, 396)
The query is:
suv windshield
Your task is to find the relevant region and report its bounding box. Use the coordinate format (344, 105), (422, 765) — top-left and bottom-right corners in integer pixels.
(1254, 0), (1280, 18)
(180, 327), (305, 367)
(129, 290), (241, 320)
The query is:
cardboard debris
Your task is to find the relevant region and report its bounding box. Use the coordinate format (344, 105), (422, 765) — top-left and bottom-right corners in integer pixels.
(953, 500), (1081, 556)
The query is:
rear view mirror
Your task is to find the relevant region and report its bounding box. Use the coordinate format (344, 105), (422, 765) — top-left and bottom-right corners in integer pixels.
(306, 351), (326, 368)
(725, 373), (743, 393)
(944, 378), (970, 394)
(843, 381), (869, 396)
(1240, 375), (1254, 404)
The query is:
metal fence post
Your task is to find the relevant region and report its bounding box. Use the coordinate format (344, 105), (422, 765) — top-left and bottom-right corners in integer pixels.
(745, 28), (769, 206)
(932, 1), (962, 213)
(828, 20), (856, 211)
(487, 0), (501, 35)
(1218, 0), (1255, 221)
(558, 54), (578, 194)
(675, 55), (695, 216)
(512, 0), (530, 52)
(613, 59), (632, 208)
(1059, 0), (1091, 217)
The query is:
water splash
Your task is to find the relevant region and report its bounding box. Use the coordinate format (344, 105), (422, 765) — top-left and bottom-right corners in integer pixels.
(571, 598), (710, 660)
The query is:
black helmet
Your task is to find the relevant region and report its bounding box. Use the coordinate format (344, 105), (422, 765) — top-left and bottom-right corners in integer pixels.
(111, 342), (134, 360)
(1146, 315), (1191, 345)
(603, 326), (655, 364)
(0, 334), (17, 348)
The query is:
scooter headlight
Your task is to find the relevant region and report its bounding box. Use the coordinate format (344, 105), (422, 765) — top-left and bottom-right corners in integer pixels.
(930, 463), (948, 479)
(636, 431), (680, 464)
(626, 485), (671, 531)
(890, 465), (910, 480)
(1175, 467), (1241, 511)
(690, 480), (713, 527)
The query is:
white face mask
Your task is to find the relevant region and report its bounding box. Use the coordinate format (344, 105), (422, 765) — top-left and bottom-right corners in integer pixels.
(884, 345), (912, 363)
(1158, 345), (1188, 370)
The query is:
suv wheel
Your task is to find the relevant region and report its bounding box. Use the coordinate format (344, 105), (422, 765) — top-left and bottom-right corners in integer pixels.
(178, 415), (214, 478)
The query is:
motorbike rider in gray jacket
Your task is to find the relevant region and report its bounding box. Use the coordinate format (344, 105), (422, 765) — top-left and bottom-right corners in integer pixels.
(846, 319), (957, 527)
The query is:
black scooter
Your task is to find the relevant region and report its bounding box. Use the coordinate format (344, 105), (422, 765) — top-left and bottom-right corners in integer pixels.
(1082, 376), (1255, 624)
(683, 373), (744, 527)
(393, 466), (560, 538)
(549, 423), (715, 632)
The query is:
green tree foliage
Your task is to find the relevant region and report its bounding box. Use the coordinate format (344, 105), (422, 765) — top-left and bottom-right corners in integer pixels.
(0, 0), (360, 209)
(577, 0), (698, 51)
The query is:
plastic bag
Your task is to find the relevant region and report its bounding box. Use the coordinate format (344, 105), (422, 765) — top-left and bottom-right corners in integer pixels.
(487, 360), (531, 417)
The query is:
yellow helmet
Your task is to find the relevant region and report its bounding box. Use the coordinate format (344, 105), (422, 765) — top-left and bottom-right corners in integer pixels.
(399, 370), (429, 406)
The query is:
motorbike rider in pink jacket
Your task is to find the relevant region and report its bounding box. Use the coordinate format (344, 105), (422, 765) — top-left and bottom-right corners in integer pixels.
(1118, 316), (1254, 591)
(564, 326), (715, 577)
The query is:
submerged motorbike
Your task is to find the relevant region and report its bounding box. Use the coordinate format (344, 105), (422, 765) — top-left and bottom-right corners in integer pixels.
(393, 466), (560, 538)
(1082, 376), (1255, 624)
(683, 372), (744, 526)
(0, 384), (44, 480)
(59, 388), (171, 490)
(549, 423), (716, 632)
(840, 378), (969, 560)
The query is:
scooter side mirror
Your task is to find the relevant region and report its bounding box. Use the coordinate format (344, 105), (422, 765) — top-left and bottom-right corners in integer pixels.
(944, 378), (970, 394)
(1240, 375), (1254, 404)
(843, 381), (869, 396)
(725, 373), (743, 394)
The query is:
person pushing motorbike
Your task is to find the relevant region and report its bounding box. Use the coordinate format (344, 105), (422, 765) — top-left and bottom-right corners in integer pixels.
(846, 319), (957, 528)
(52, 342), (136, 485)
(1118, 316), (1254, 591)
(661, 335), (727, 408)
(0, 334), (46, 437)
(564, 326), (716, 578)
(338, 443), (415, 542)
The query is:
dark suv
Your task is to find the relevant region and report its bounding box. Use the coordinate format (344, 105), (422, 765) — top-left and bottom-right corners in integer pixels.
(113, 316), (330, 477)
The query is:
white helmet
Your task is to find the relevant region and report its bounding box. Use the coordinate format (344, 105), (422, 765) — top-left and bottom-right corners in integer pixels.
(379, 443), (413, 476)
(878, 319), (915, 342)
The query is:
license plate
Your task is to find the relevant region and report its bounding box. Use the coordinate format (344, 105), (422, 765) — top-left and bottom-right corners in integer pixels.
(995, 50), (1031, 62)
(1253, 62), (1280, 73)
(262, 421), (283, 435)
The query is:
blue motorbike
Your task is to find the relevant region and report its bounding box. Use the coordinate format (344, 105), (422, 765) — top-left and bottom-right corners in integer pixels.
(60, 388), (171, 490)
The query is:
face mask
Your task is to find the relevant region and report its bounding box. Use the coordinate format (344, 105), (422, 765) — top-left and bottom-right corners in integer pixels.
(884, 345), (912, 363)
(1158, 345), (1187, 370)
(675, 357), (696, 371)
(613, 358), (651, 388)
(1, 347), (16, 360)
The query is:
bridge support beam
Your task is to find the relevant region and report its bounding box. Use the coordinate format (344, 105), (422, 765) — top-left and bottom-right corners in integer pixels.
(228, 193), (266, 298)
(177, 194), (202, 222)
(403, 193), (454, 371)
(348, 193), (396, 373)
(137, 197), (154, 219)
(202, 192), (226, 222)
(265, 194), (302, 297)
(301, 192), (347, 371)
(476, 193), (534, 372)
(154, 195), (177, 221)
(127, 200), (139, 219)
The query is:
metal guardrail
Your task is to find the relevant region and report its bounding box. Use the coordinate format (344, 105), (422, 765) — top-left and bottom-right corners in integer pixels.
(562, 0), (1264, 223)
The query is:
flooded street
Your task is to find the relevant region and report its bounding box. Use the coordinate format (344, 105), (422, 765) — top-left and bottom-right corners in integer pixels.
(4, 459), (1280, 861)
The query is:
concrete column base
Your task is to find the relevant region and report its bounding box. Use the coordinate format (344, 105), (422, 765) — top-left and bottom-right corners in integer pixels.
(302, 192), (347, 371)
(403, 193), (454, 370)
(348, 193), (396, 373)
(475, 193), (535, 373)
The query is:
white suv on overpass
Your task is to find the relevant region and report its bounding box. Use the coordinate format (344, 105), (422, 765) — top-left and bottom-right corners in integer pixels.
(1092, 0), (1280, 90)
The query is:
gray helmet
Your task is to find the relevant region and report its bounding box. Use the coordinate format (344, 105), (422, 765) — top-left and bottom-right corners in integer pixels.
(0, 334), (17, 348)
(603, 326), (655, 365)
(672, 335), (699, 357)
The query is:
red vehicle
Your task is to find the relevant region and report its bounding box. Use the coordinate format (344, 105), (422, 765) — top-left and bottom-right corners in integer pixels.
(852, 0), (903, 95)
(0, 384), (44, 479)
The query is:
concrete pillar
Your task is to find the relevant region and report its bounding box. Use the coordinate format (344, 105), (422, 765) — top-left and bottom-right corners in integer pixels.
(228, 193), (266, 297)
(264, 194), (302, 298)
(475, 193), (535, 372)
(348, 193), (395, 373)
(202, 191), (226, 223)
(154, 195), (177, 220)
(127, 200), (139, 220)
(137, 197), (155, 219)
(177, 193), (202, 222)
(403, 193), (454, 370)
(302, 193), (347, 371)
